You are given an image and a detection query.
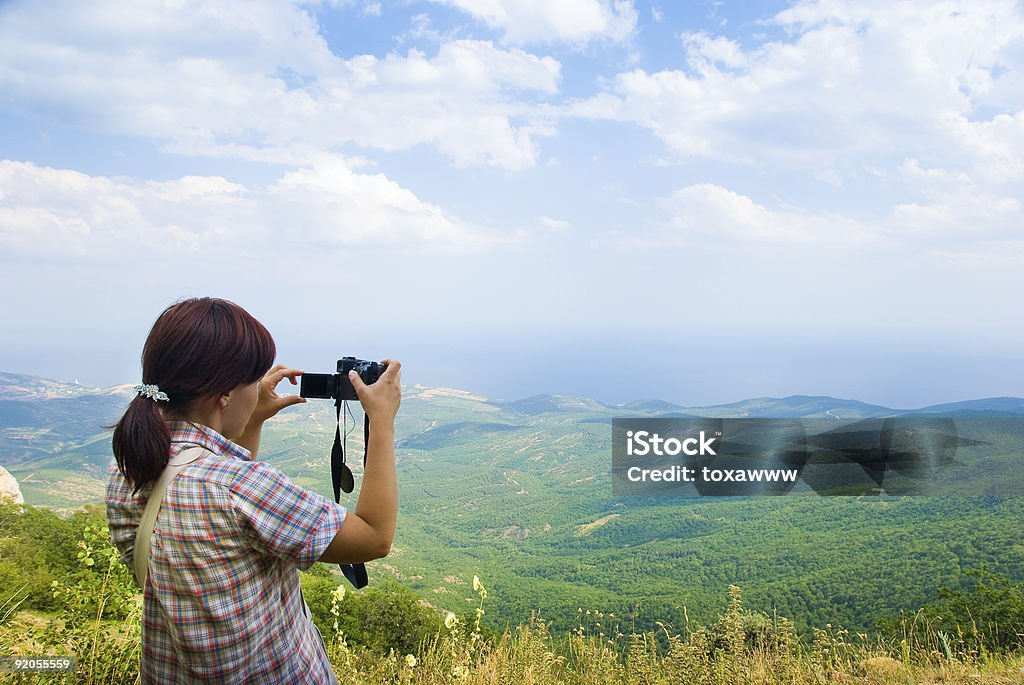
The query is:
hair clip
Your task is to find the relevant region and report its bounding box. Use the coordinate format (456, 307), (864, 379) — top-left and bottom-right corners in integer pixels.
(134, 383), (170, 402)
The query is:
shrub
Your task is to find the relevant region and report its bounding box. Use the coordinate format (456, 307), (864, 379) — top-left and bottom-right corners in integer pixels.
(877, 567), (1024, 656)
(304, 574), (444, 655)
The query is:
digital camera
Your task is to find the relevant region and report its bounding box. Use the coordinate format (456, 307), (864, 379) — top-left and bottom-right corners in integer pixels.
(300, 357), (386, 402)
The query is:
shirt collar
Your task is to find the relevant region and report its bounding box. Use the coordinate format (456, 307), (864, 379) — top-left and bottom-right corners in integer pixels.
(167, 420), (252, 462)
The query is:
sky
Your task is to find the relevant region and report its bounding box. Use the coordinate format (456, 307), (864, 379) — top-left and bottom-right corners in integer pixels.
(1, 0), (1022, 409)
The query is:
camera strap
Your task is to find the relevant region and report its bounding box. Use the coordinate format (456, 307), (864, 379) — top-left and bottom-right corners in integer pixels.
(332, 398), (370, 589)
(331, 400), (370, 497)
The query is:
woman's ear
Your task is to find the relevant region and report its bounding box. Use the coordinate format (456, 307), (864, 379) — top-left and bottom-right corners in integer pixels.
(217, 393), (231, 411)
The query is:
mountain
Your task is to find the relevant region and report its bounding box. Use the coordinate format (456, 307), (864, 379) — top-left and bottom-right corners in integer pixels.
(915, 396), (1024, 415)
(688, 394), (898, 418)
(489, 394), (612, 416)
(0, 371), (134, 401)
(615, 399), (691, 412)
(0, 374), (132, 505)
(2, 371), (1023, 637)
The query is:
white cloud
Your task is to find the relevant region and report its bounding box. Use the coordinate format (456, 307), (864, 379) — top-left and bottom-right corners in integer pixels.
(571, 0), (1024, 183)
(657, 183), (877, 246)
(566, 0), (1024, 267)
(313, 41), (561, 169)
(888, 158), (1022, 244)
(266, 155), (498, 247)
(0, 158), (502, 262)
(0, 163), (208, 258)
(938, 110), (1024, 183)
(636, 176), (1023, 268)
(682, 32), (746, 70)
(0, 1), (561, 170)
(431, 0), (638, 45)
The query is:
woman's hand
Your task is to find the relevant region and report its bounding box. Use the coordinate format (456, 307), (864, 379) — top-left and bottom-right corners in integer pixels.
(249, 364), (307, 426)
(349, 359), (401, 425)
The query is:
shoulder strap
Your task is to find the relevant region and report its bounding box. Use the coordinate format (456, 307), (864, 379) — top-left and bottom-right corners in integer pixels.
(133, 445), (210, 590)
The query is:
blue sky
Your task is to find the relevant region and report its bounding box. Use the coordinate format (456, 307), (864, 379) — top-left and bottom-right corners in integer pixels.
(1, 0), (1022, 408)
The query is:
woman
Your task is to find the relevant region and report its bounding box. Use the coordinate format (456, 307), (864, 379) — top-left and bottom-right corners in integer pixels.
(105, 297), (401, 683)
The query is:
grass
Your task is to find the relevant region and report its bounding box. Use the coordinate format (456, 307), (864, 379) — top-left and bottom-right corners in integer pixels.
(3, 569), (1023, 685)
(323, 584), (1024, 685)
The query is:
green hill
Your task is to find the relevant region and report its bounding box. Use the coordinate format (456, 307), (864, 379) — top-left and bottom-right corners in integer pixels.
(1, 372), (1023, 638)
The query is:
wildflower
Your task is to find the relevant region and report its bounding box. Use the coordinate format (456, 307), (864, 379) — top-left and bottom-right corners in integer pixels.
(445, 612), (458, 629)
(472, 575), (483, 592)
(475, 608), (485, 617)
(405, 654), (416, 668)
(332, 584), (346, 601)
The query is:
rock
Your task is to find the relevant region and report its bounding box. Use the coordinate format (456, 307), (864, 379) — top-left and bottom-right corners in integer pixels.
(0, 465), (25, 504)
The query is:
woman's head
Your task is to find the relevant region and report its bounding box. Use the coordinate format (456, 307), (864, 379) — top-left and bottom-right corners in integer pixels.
(112, 297), (276, 493)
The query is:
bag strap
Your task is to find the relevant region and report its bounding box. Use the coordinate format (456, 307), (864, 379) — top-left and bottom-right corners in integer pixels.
(133, 445), (210, 590)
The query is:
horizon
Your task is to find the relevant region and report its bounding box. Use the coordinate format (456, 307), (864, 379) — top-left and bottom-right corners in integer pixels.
(3, 363), (1021, 414)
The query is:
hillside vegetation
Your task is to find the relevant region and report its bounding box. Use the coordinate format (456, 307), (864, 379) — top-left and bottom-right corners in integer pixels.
(1, 501), (1023, 684)
(2, 373), (1024, 641)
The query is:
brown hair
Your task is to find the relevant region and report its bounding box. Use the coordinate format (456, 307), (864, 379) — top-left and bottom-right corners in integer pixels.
(112, 297), (276, 493)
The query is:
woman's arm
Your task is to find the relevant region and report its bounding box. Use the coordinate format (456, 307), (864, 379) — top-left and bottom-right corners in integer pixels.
(319, 360), (402, 564)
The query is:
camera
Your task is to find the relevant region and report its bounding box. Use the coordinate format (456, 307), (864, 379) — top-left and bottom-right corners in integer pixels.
(300, 357), (386, 402)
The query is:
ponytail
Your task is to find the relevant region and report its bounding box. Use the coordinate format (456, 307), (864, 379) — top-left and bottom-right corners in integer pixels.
(112, 395), (171, 494)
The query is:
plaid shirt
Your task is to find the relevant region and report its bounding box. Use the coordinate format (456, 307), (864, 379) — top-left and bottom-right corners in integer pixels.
(106, 421), (347, 684)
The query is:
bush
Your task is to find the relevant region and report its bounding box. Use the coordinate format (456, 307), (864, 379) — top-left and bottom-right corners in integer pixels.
(877, 567), (1024, 655)
(0, 499), (82, 611)
(304, 573), (444, 655)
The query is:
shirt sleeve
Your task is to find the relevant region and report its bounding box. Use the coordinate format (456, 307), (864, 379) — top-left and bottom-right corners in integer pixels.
(104, 458), (143, 570)
(229, 460), (347, 571)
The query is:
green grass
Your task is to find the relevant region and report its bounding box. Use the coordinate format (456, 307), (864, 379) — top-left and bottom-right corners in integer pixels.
(4, 572), (1023, 685)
